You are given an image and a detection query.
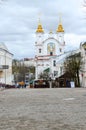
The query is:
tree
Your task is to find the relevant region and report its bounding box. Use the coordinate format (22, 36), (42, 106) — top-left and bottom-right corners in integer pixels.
(64, 52), (81, 87)
(12, 59), (35, 83)
(39, 72), (50, 80)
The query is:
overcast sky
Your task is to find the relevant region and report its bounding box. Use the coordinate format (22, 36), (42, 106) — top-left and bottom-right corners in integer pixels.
(0, 0), (86, 59)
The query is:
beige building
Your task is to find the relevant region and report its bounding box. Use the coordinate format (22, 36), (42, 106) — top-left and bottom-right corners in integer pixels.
(80, 42), (86, 87)
(0, 43), (13, 85)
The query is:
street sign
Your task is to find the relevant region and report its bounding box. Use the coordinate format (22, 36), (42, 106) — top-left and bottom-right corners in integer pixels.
(0, 65), (9, 69)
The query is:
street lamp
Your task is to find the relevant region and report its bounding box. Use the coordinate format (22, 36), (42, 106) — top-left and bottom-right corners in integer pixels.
(49, 77), (52, 88)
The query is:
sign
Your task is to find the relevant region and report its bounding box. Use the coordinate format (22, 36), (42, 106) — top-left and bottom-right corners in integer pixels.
(0, 65), (9, 69)
(2, 65), (9, 69)
(70, 81), (75, 88)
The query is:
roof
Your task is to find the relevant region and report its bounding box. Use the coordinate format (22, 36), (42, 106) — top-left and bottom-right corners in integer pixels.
(56, 24), (64, 32)
(0, 43), (13, 55)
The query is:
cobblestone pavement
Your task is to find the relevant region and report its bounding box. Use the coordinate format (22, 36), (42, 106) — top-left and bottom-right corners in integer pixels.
(0, 88), (86, 130)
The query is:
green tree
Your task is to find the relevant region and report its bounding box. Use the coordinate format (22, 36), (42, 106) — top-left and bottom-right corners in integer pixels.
(39, 72), (49, 80)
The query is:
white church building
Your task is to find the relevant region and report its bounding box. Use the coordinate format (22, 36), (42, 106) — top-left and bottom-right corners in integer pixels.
(35, 17), (67, 80)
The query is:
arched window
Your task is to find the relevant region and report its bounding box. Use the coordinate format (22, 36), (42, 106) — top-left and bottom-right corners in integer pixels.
(39, 48), (41, 53)
(50, 52), (53, 56)
(53, 60), (56, 66)
(59, 48), (62, 52)
(47, 42), (55, 55)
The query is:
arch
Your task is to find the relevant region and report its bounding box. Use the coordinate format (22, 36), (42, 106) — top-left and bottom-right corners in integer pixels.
(47, 42), (55, 55)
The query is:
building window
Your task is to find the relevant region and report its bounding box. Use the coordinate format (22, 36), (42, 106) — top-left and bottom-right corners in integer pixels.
(54, 71), (58, 76)
(47, 42), (55, 55)
(60, 67), (63, 75)
(39, 49), (41, 53)
(59, 48), (62, 52)
(84, 48), (86, 55)
(53, 60), (56, 66)
(50, 52), (53, 56)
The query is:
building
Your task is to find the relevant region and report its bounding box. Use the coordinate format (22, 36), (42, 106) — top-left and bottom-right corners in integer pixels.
(80, 42), (86, 87)
(20, 58), (35, 67)
(35, 16), (67, 80)
(19, 16), (84, 88)
(0, 43), (13, 85)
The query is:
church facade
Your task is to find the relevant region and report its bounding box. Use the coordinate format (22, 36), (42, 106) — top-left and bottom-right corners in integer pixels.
(35, 18), (66, 80)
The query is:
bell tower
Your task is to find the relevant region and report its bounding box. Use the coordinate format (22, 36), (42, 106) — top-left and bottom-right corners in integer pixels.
(35, 17), (44, 57)
(56, 14), (65, 54)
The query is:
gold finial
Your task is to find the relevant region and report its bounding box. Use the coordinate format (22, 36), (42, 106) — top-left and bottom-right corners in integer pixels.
(56, 13), (64, 32)
(36, 13), (44, 33)
(58, 13), (61, 24)
(49, 29), (53, 34)
(38, 12), (41, 24)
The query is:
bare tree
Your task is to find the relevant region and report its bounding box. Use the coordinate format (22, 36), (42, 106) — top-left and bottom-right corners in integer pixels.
(12, 59), (35, 83)
(64, 53), (81, 87)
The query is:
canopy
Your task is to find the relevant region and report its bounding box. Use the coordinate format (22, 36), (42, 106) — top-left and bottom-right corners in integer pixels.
(44, 68), (50, 72)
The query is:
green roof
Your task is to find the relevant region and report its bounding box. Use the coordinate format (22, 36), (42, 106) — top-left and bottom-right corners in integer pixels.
(44, 68), (50, 72)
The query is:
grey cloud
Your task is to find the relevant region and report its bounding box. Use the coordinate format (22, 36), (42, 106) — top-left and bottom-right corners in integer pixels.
(0, 0), (85, 59)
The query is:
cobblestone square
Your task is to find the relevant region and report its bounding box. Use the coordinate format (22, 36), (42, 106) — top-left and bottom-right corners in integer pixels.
(0, 88), (86, 130)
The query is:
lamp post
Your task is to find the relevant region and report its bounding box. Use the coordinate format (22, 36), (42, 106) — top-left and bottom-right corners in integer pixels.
(48, 72), (53, 88)
(49, 77), (52, 88)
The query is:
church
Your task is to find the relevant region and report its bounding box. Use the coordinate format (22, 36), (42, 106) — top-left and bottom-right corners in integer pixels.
(35, 17), (67, 81)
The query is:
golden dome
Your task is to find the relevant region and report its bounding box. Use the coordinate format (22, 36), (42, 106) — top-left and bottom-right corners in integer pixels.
(56, 24), (64, 32)
(56, 13), (64, 32)
(36, 23), (44, 33)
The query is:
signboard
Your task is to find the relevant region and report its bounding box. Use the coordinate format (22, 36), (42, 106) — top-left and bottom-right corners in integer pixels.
(70, 81), (75, 88)
(0, 65), (9, 69)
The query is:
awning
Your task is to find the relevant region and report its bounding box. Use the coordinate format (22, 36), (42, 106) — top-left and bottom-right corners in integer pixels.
(44, 68), (50, 72)
(29, 80), (34, 84)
